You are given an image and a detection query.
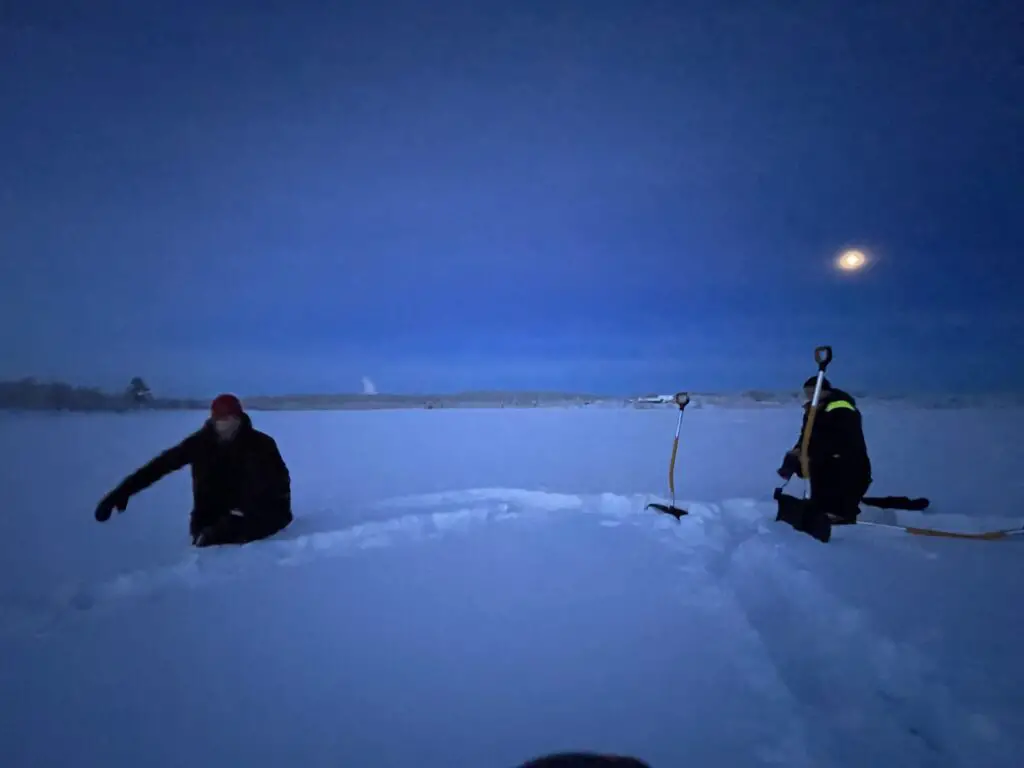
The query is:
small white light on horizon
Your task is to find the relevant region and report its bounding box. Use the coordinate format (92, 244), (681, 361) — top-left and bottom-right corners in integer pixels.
(836, 249), (867, 271)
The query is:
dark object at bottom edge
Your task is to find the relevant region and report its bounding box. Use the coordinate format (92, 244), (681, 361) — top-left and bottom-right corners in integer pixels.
(519, 752), (651, 767)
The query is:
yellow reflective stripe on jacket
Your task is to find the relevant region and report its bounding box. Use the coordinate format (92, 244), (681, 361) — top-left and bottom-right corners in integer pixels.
(824, 399), (855, 413)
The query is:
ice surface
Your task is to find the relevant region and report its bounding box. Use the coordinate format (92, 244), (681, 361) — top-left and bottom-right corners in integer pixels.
(1, 403), (1022, 767)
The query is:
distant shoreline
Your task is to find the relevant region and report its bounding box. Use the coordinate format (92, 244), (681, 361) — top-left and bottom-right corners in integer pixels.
(1, 384), (1022, 413)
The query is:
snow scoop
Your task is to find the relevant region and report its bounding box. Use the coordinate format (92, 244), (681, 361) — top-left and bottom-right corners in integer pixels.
(774, 485), (831, 542)
(647, 392), (690, 521)
(861, 496), (930, 512)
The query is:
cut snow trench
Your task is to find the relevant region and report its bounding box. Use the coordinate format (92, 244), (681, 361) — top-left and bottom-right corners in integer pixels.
(5, 488), (1012, 629)
(3, 488), (1015, 766)
(5, 489), (627, 637)
(646, 498), (1008, 767)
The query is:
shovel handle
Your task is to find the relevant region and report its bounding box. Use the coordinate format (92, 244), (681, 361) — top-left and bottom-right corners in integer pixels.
(814, 346), (832, 370)
(799, 347), (832, 480)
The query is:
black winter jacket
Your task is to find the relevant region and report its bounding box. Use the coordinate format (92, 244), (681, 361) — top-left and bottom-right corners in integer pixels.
(112, 413), (291, 530)
(792, 388), (872, 488)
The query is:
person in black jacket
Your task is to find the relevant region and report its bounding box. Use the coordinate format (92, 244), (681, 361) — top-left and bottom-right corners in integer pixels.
(94, 394), (293, 547)
(777, 376), (872, 524)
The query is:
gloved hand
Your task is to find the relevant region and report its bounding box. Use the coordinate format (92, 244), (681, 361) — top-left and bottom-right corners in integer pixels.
(777, 450), (802, 480)
(95, 488), (129, 522)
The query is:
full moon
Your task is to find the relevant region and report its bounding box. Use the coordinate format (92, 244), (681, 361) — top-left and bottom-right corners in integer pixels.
(837, 249), (867, 271)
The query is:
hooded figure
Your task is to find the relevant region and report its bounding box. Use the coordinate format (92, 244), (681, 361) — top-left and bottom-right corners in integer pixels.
(777, 376), (872, 524)
(95, 394), (293, 547)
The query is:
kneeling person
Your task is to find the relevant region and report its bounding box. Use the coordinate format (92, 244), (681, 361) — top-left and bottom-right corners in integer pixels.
(94, 394), (293, 547)
(777, 376), (872, 525)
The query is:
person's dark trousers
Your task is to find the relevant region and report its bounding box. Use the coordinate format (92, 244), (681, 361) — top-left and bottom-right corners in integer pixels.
(190, 507), (293, 547)
(810, 459), (871, 524)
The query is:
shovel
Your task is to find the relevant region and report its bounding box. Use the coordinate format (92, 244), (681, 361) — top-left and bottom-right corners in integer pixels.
(647, 392), (690, 521)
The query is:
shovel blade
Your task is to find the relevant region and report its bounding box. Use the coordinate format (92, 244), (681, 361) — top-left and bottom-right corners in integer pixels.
(647, 502), (688, 521)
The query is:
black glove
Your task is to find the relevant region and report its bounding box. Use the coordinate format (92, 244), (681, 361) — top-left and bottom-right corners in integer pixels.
(95, 488), (129, 522)
(777, 451), (802, 480)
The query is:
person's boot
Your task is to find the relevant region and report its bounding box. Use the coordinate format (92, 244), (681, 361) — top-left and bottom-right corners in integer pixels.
(827, 513), (857, 526)
(828, 497), (861, 526)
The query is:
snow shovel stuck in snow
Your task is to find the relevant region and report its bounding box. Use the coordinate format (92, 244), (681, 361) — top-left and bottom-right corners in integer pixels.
(647, 392), (690, 521)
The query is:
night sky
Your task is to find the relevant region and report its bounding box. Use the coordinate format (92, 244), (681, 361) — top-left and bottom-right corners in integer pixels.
(2, 1), (1021, 396)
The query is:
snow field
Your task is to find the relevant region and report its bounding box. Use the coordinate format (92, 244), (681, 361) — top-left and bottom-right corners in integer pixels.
(0, 404), (1022, 767)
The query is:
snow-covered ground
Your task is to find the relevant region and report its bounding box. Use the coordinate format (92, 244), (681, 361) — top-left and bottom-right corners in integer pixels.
(1, 404), (1022, 767)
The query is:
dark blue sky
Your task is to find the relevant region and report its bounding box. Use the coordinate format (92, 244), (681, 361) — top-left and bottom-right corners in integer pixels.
(2, 1), (1021, 396)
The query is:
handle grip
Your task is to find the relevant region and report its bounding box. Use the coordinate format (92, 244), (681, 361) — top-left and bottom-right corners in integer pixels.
(673, 392), (690, 409)
(814, 346), (832, 370)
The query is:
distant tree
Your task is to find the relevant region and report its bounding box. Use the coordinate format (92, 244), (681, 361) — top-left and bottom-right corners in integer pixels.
(126, 377), (153, 407)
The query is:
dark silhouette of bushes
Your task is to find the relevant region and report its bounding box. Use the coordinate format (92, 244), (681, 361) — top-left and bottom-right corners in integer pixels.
(0, 377), (204, 412)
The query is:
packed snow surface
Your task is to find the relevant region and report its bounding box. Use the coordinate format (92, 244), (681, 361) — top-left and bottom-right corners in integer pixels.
(1, 404), (1022, 767)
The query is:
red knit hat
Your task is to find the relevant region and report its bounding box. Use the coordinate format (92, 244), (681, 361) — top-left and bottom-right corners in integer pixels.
(210, 393), (243, 420)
